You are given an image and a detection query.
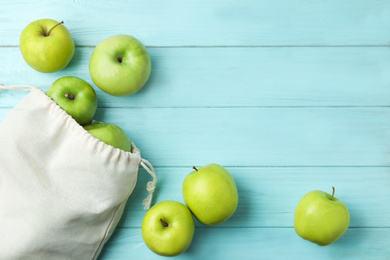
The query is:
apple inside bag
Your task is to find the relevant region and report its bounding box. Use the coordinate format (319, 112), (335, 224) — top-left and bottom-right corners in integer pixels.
(0, 85), (157, 260)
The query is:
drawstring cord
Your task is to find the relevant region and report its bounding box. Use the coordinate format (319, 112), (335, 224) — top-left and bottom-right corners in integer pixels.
(140, 158), (157, 210)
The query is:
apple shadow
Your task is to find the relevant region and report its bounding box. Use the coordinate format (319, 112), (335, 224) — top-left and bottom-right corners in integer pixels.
(64, 47), (85, 71)
(223, 170), (252, 227)
(325, 200), (366, 248)
(183, 225), (236, 258)
(141, 48), (157, 94)
(181, 224), (213, 256)
(93, 108), (106, 123)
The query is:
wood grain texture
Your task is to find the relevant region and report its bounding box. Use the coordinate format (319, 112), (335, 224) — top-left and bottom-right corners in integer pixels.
(2, 47), (390, 107)
(1, 0), (390, 46)
(98, 227), (390, 260)
(1, 0), (389, 259)
(92, 107), (390, 167)
(121, 167), (390, 228)
(0, 106), (389, 167)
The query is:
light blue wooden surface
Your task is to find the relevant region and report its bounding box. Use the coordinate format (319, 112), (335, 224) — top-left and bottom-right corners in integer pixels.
(0, 1), (389, 259)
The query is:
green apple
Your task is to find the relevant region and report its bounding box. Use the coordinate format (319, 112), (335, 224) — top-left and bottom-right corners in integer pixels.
(20, 19), (75, 73)
(89, 34), (151, 96)
(46, 76), (97, 125)
(182, 164), (239, 226)
(83, 123), (131, 152)
(142, 200), (195, 256)
(294, 187), (350, 246)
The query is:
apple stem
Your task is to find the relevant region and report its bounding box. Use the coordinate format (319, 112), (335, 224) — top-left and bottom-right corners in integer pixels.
(46, 21), (64, 36)
(192, 166), (198, 171)
(64, 93), (75, 100)
(160, 218), (169, 228)
(330, 186), (335, 200)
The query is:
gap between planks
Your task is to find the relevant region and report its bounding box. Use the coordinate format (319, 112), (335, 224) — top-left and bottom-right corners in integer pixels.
(0, 45), (390, 48)
(1, 106), (389, 109)
(113, 226), (390, 229)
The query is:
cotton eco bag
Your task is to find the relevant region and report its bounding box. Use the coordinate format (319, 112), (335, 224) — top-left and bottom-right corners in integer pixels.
(0, 85), (157, 260)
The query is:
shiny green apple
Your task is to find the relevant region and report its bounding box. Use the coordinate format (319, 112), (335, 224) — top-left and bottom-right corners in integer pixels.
(142, 200), (195, 256)
(83, 123), (131, 152)
(294, 187), (350, 246)
(20, 19), (75, 73)
(89, 34), (151, 96)
(47, 76), (97, 125)
(182, 164), (239, 226)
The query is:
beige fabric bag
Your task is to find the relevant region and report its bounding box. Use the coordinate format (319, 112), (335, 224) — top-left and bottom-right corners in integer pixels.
(0, 85), (157, 260)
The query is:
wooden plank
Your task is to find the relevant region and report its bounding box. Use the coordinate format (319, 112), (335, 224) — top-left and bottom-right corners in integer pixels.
(98, 227), (390, 259)
(1, 47), (390, 108)
(1, 1), (390, 46)
(0, 107), (388, 167)
(119, 167), (390, 228)
(92, 107), (390, 167)
(2, 1), (389, 260)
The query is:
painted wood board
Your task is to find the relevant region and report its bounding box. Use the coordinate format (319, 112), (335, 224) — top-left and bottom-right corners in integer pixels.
(0, 0), (389, 259)
(1, 1), (390, 46)
(122, 167), (390, 228)
(1, 47), (390, 108)
(99, 227), (390, 260)
(0, 106), (389, 167)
